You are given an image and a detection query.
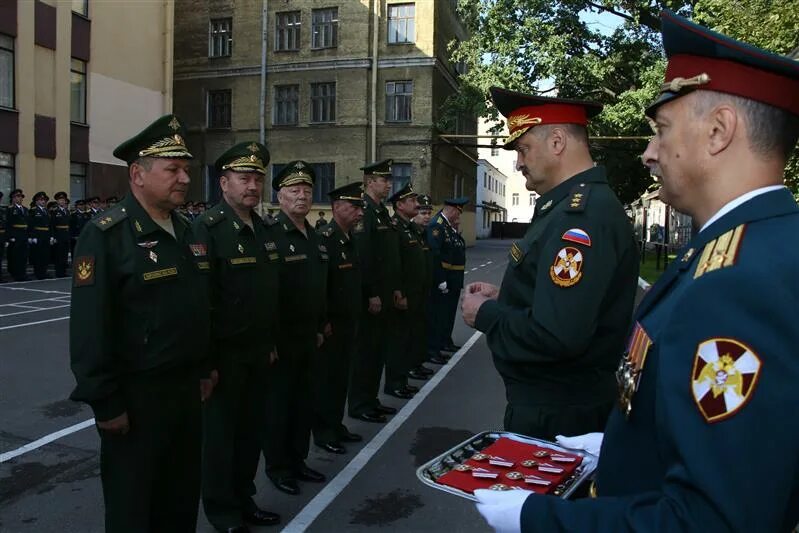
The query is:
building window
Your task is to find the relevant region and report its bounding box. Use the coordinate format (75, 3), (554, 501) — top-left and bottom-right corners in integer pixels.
(311, 8), (338, 49)
(490, 144), (499, 156)
(0, 152), (14, 200)
(387, 3), (415, 44)
(529, 193), (534, 206)
(482, 172), (486, 188)
(310, 82), (336, 123)
(386, 81), (412, 122)
(273, 85), (299, 125)
(275, 11), (301, 51)
(209, 18), (232, 58)
(512, 193), (519, 206)
(312, 163), (335, 203)
(70, 59), (87, 124)
(72, 0), (88, 16)
(0, 34), (13, 109)
(207, 89), (232, 129)
(389, 163), (412, 196)
(70, 162), (87, 201)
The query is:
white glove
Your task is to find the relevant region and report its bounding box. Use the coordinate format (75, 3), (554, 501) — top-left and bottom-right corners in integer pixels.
(437, 281), (448, 294)
(474, 488), (531, 533)
(50, 237), (56, 245)
(555, 432), (604, 457)
(6, 238), (12, 244)
(29, 238), (37, 244)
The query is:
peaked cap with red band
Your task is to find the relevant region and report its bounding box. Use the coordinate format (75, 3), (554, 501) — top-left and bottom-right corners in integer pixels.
(489, 87), (603, 149)
(647, 10), (799, 118)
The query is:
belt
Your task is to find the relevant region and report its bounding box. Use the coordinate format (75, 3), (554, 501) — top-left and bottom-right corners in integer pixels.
(34, 226), (49, 231)
(12, 224), (26, 229)
(441, 261), (465, 271)
(55, 225), (69, 229)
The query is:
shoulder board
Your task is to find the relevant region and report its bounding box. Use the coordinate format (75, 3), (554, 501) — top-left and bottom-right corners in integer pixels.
(202, 206), (227, 227)
(693, 224), (746, 280)
(565, 183), (591, 213)
(91, 205), (128, 231)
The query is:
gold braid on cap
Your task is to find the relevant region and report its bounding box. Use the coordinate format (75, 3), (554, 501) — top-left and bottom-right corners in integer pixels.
(503, 116), (542, 146)
(222, 155), (266, 174)
(280, 172), (314, 187)
(661, 73), (711, 93)
(138, 134), (193, 158)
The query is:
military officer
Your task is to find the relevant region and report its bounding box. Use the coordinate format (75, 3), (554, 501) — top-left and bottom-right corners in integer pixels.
(384, 183), (427, 397)
(426, 197), (468, 364)
(27, 191), (53, 279)
(70, 199), (92, 259)
(51, 192), (71, 277)
(195, 142), (281, 532)
(69, 114), (214, 532)
(475, 11), (799, 532)
(0, 190), (6, 282)
(89, 196), (102, 217)
(312, 182), (365, 454)
(314, 210), (328, 229)
(408, 194), (436, 379)
(6, 189), (28, 281)
(462, 87), (639, 441)
(262, 160), (328, 495)
(348, 159), (402, 423)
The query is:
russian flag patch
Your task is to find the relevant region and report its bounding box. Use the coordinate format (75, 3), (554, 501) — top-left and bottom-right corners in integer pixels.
(562, 228), (591, 247)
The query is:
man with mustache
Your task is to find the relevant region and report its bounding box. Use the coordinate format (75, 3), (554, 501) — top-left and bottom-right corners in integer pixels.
(69, 114), (214, 532)
(195, 142), (280, 532)
(462, 88), (639, 441)
(474, 11), (799, 532)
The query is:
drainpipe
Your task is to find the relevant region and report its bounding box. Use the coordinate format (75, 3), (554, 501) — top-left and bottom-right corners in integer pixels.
(260, 0), (268, 145)
(370, 0), (379, 162)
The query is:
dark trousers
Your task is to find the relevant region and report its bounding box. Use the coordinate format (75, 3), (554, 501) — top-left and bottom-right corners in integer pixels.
(348, 302), (390, 416)
(312, 317), (357, 444)
(0, 239), (5, 280)
(202, 348), (269, 529)
(428, 288), (459, 353)
(263, 333), (316, 479)
(30, 239), (49, 279)
(503, 401), (614, 441)
(53, 239), (70, 277)
(7, 239), (28, 281)
(98, 372), (202, 533)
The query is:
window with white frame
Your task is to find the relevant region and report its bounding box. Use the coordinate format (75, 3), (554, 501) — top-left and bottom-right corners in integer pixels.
(388, 3), (415, 44)
(72, 0), (88, 16)
(275, 11), (301, 51)
(310, 82), (335, 123)
(386, 81), (412, 122)
(311, 8), (338, 49)
(70, 59), (87, 123)
(209, 18), (232, 57)
(273, 85), (299, 125)
(0, 34), (14, 109)
(0, 152), (14, 200)
(390, 163), (412, 195)
(512, 193), (519, 206)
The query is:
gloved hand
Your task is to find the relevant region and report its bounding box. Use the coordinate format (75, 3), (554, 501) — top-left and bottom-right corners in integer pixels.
(29, 238), (37, 244)
(555, 432), (604, 457)
(474, 488), (532, 533)
(50, 237), (56, 245)
(437, 281), (448, 294)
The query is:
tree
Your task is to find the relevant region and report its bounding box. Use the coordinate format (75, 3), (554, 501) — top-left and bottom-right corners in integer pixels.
(447, 0), (799, 203)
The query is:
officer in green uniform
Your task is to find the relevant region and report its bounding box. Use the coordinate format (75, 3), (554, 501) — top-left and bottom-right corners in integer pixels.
(385, 183), (427, 396)
(28, 191), (53, 279)
(6, 189), (28, 281)
(349, 159), (402, 422)
(69, 114), (214, 533)
(195, 142), (281, 532)
(312, 182), (365, 455)
(263, 160), (328, 495)
(462, 88), (639, 440)
(426, 198), (467, 363)
(408, 194), (436, 379)
(51, 192), (71, 277)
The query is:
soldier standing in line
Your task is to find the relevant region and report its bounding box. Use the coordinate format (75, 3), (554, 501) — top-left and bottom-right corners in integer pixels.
(6, 189), (28, 281)
(51, 192), (71, 277)
(0, 191), (6, 282)
(348, 159), (402, 423)
(314, 210), (328, 229)
(195, 142), (281, 532)
(89, 196), (102, 217)
(69, 199), (91, 260)
(263, 161), (328, 496)
(27, 191), (53, 280)
(408, 194), (436, 380)
(69, 114), (215, 532)
(312, 182), (366, 455)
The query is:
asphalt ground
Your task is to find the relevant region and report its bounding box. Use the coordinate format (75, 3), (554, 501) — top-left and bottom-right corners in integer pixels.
(0, 239), (516, 532)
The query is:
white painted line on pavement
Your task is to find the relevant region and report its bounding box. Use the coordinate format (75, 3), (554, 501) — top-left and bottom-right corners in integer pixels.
(486, 260), (493, 264)
(0, 277), (69, 286)
(0, 296), (71, 306)
(470, 268), (478, 271)
(0, 418), (95, 463)
(5, 304), (43, 310)
(0, 304), (70, 318)
(638, 277), (651, 291)
(0, 316), (70, 331)
(282, 330), (484, 533)
(479, 263), (487, 267)
(0, 286), (71, 295)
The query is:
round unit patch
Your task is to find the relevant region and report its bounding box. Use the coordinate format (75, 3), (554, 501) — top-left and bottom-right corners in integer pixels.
(550, 246), (583, 287)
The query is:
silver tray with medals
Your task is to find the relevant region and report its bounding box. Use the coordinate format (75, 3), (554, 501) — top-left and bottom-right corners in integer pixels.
(415, 430), (598, 501)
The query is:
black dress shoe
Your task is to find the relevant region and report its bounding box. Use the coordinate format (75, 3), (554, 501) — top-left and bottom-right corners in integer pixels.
(219, 526), (249, 533)
(403, 384), (420, 393)
(444, 343), (462, 352)
(244, 508), (280, 526)
(407, 369), (429, 380)
(339, 430), (363, 442)
(296, 464), (326, 482)
(270, 476), (299, 495)
(416, 365), (435, 375)
(374, 404), (397, 415)
(428, 355), (448, 365)
(386, 388), (414, 399)
(317, 441), (347, 454)
(354, 411), (386, 423)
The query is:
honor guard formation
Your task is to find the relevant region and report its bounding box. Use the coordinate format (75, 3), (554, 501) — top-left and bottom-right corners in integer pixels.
(34, 7), (793, 533)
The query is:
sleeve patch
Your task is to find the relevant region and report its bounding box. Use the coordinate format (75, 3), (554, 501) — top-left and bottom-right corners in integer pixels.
(74, 256), (95, 287)
(549, 246), (583, 287)
(692, 338), (761, 423)
(561, 228), (591, 247)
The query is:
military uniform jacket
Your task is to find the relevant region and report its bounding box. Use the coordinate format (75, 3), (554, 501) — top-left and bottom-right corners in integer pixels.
(413, 221), (434, 295)
(318, 220), (361, 321)
(0, 205), (6, 244)
(353, 194), (400, 299)
(69, 194), (211, 421)
(427, 212), (466, 291)
(28, 206), (52, 240)
(475, 166), (638, 405)
(519, 187), (799, 532)
(275, 211), (327, 336)
(394, 214), (427, 301)
(6, 204), (28, 241)
(70, 210), (92, 239)
(51, 207), (71, 243)
(194, 200), (281, 356)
